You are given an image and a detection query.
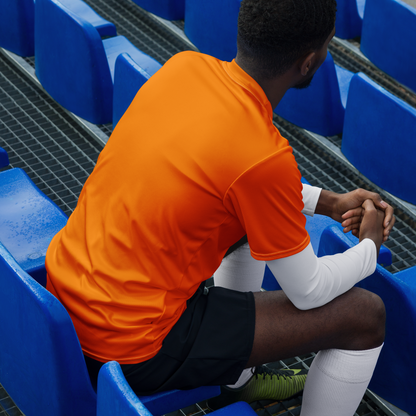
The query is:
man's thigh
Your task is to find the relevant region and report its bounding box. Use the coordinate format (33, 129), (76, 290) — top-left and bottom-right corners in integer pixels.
(247, 287), (385, 368)
(122, 284), (256, 395)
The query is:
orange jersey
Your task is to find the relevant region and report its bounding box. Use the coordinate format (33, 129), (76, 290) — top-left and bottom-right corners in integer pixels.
(46, 52), (309, 364)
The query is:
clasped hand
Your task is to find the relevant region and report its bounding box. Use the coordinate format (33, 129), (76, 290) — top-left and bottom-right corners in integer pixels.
(317, 188), (395, 255)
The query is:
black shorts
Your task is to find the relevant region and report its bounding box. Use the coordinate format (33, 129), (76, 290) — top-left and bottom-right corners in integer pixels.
(85, 282), (255, 395)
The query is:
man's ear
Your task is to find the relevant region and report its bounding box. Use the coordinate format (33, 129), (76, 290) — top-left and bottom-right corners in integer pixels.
(300, 52), (316, 76)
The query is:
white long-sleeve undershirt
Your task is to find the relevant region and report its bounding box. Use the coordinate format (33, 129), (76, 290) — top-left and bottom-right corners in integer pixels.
(301, 183), (322, 217)
(266, 240), (377, 310)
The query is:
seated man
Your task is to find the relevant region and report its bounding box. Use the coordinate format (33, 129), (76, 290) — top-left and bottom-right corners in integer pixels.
(45, 0), (395, 414)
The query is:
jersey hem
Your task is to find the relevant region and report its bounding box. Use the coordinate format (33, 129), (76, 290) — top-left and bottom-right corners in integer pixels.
(82, 346), (161, 365)
(250, 235), (310, 261)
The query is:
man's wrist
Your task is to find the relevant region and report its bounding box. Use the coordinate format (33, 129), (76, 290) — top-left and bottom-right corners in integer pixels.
(315, 189), (339, 218)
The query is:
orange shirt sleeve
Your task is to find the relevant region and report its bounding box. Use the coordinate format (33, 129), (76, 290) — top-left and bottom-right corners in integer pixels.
(224, 147), (310, 260)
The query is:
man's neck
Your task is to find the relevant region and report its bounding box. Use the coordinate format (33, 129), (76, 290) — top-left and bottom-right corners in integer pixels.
(234, 56), (293, 109)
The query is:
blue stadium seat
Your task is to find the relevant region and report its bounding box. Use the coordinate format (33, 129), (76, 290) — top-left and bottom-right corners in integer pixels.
(335, 0), (366, 39)
(0, 0), (35, 56)
(113, 52), (162, 127)
(317, 224), (416, 415)
(0, 0), (116, 57)
(341, 73), (416, 205)
(184, 0), (242, 61)
(0, 242), (223, 416)
(130, 0), (185, 20)
(360, 0), (416, 93)
(35, 0), (160, 124)
(0, 241), (97, 416)
(275, 52), (354, 136)
(0, 149), (68, 286)
(97, 361), (254, 416)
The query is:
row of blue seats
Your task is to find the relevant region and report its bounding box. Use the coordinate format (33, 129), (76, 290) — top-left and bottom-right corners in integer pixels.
(188, 0), (416, 94)
(1, 146), (415, 413)
(0, 0), (162, 125)
(133, 0), (416, 94)
(280, 67), (416, 208)
(1, 0), (416, 102)
(1, 0), (415, 209)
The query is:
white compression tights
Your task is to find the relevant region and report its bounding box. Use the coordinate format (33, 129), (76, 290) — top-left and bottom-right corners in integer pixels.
(214, 243), (383, 413)
(213, 243), (265, 388)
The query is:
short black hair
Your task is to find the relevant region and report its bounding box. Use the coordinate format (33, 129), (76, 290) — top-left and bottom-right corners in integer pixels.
(237, 0), (337, 78)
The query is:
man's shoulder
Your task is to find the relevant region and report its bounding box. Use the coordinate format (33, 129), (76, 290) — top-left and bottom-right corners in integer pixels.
(164, 51), (223, 73)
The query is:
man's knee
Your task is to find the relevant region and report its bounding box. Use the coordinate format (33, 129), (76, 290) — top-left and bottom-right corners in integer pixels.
(349, 287), (386, 348)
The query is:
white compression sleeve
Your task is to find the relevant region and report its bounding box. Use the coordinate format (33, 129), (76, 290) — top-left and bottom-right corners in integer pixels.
(266, 240), (377, 310)
(301, 183), (322, 217)
(214, 243), (266, 293)
(301, 345), (383, 416)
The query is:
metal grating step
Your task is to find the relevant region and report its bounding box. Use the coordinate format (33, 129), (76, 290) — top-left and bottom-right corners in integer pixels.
(0, 52), (103, 217)
(83, 0), (192, 64)
(0, 384), (22, 416)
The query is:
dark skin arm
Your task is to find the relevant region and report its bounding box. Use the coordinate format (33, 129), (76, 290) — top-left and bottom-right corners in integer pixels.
(315, 188), (395, 243)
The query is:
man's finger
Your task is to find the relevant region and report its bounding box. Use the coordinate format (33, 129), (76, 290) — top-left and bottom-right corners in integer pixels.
(342, 207), (363, 220)
(341, 218), (362, 230)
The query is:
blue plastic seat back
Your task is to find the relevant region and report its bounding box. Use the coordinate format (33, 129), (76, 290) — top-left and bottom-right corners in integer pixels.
(361, 0), (416, 93)
(184, 0), (242, 61)
(274, 52), (353, 137)
(0, 146), (9, 168)
(97, 362), (253, 416)
(130, 0), (185, 20)
(317, 224), (416, 415)
(58, 0), (117, 38)
(0, 168), (68, 286)
(113, 52), (162, 126)
(341, 72), (416, 205)
(35, 0), (114, 124)
(335, 0), (365, 39)
(0, 0), (35, 56)
(0, 242), (97, 416)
